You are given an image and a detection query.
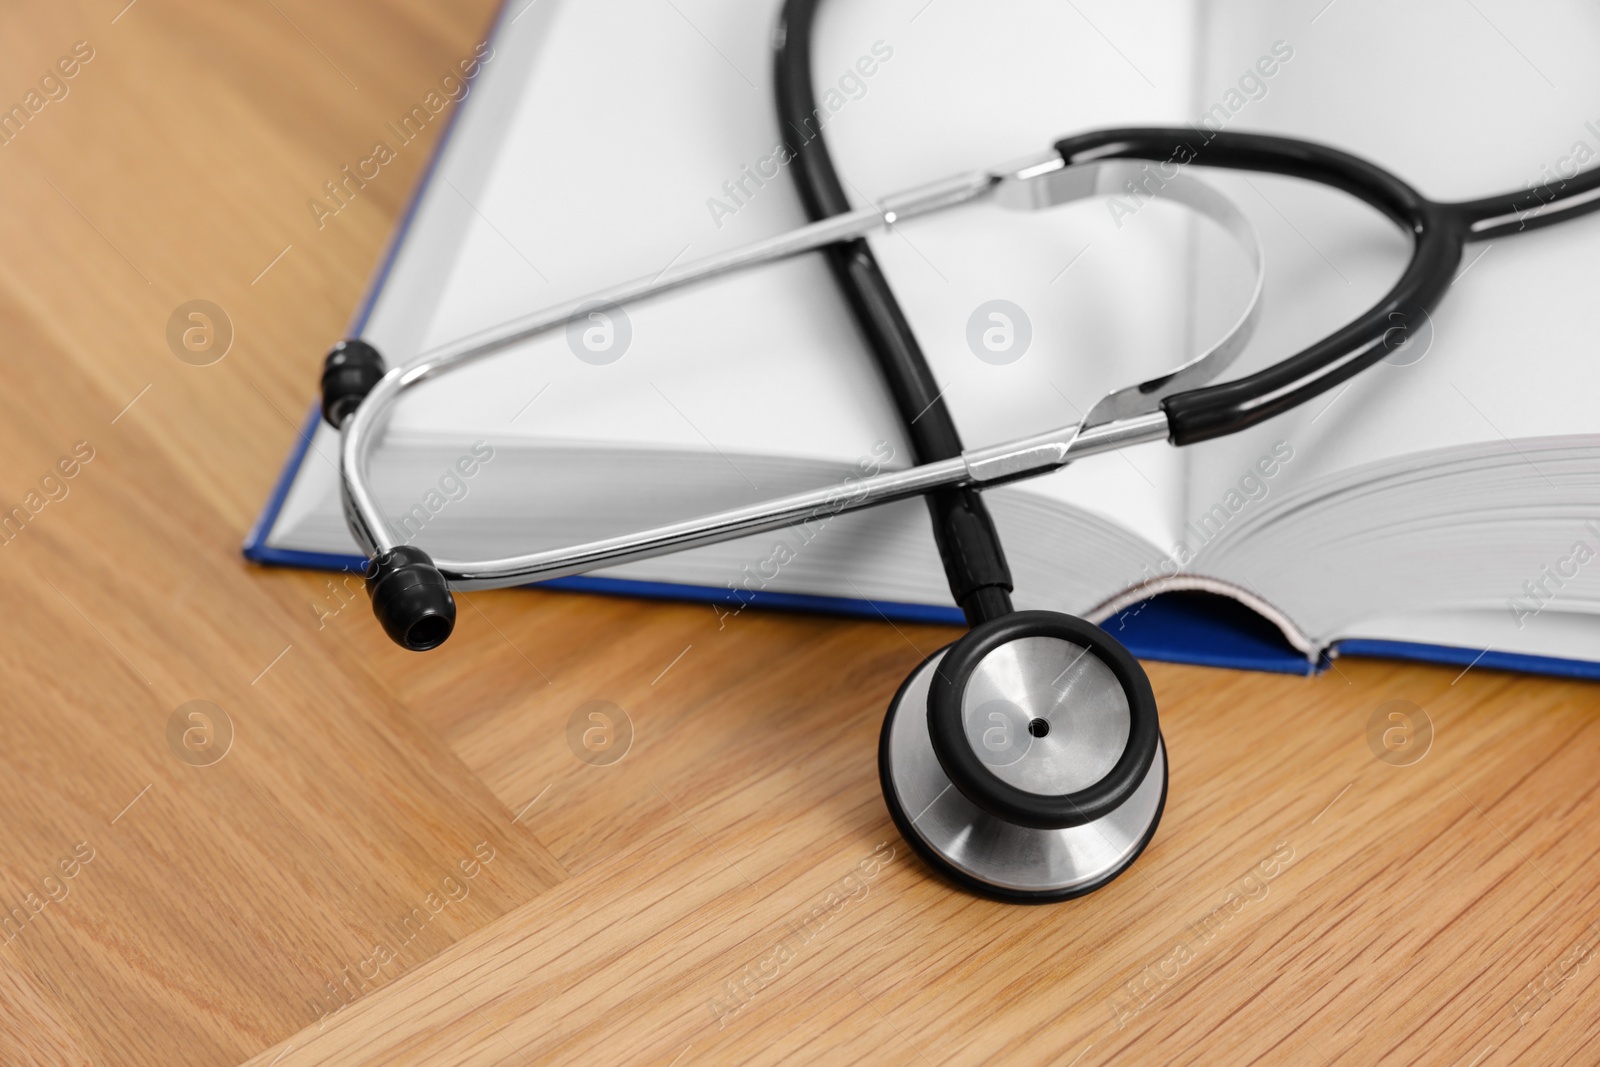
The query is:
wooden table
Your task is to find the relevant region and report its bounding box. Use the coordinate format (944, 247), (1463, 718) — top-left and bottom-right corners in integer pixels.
(0, 2), (1595, 1063)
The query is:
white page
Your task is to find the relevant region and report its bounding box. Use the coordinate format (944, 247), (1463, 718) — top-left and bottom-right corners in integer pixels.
(380, 0), (905, 466)
(274, 0), (1209, 568)
(1169, 0), (1600, 653)
(1184, 0), (1600, 514)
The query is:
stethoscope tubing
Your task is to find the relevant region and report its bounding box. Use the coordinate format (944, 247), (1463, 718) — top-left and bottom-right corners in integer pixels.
(775, 0), (1018, 626)
(1053, 127), (1457, 444)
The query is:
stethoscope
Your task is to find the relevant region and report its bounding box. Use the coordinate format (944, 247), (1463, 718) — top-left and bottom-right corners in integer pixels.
(321, 0), (1600, 903)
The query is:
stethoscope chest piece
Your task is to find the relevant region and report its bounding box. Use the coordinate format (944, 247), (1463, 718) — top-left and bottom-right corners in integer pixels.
(879, 611), (1166, 902)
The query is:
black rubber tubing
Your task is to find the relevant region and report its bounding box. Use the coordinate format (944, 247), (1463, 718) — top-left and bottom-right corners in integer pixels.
(774, 0), (1014, 628)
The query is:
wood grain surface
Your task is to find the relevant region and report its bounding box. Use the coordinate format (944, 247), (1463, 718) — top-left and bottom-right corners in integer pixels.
(0, 1), (1594, 1064)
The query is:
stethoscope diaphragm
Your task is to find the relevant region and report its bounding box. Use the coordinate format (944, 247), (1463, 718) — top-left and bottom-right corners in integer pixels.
(879, 611), (1166, 902)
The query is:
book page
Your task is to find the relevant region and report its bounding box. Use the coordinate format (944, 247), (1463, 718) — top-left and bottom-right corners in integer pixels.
(1159, 0), (1600, 650)
(1183, 0), (1600, 517)
(369, 0), (906, 468)
(344, 0), (1205, 554)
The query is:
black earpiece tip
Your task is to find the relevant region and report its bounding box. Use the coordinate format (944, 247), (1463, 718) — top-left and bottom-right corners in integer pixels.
(365, 546), (455, 651)
(321, 339), (386, 429)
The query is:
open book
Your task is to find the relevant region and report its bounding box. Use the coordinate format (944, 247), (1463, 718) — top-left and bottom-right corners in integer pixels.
(247, 0), (1600, 679)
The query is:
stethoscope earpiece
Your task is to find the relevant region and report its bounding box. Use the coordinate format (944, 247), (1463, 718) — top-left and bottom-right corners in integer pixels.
(321, 338), (386, 431)
(880, 611), (1166, 902)
(365, 545), (456, 651)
